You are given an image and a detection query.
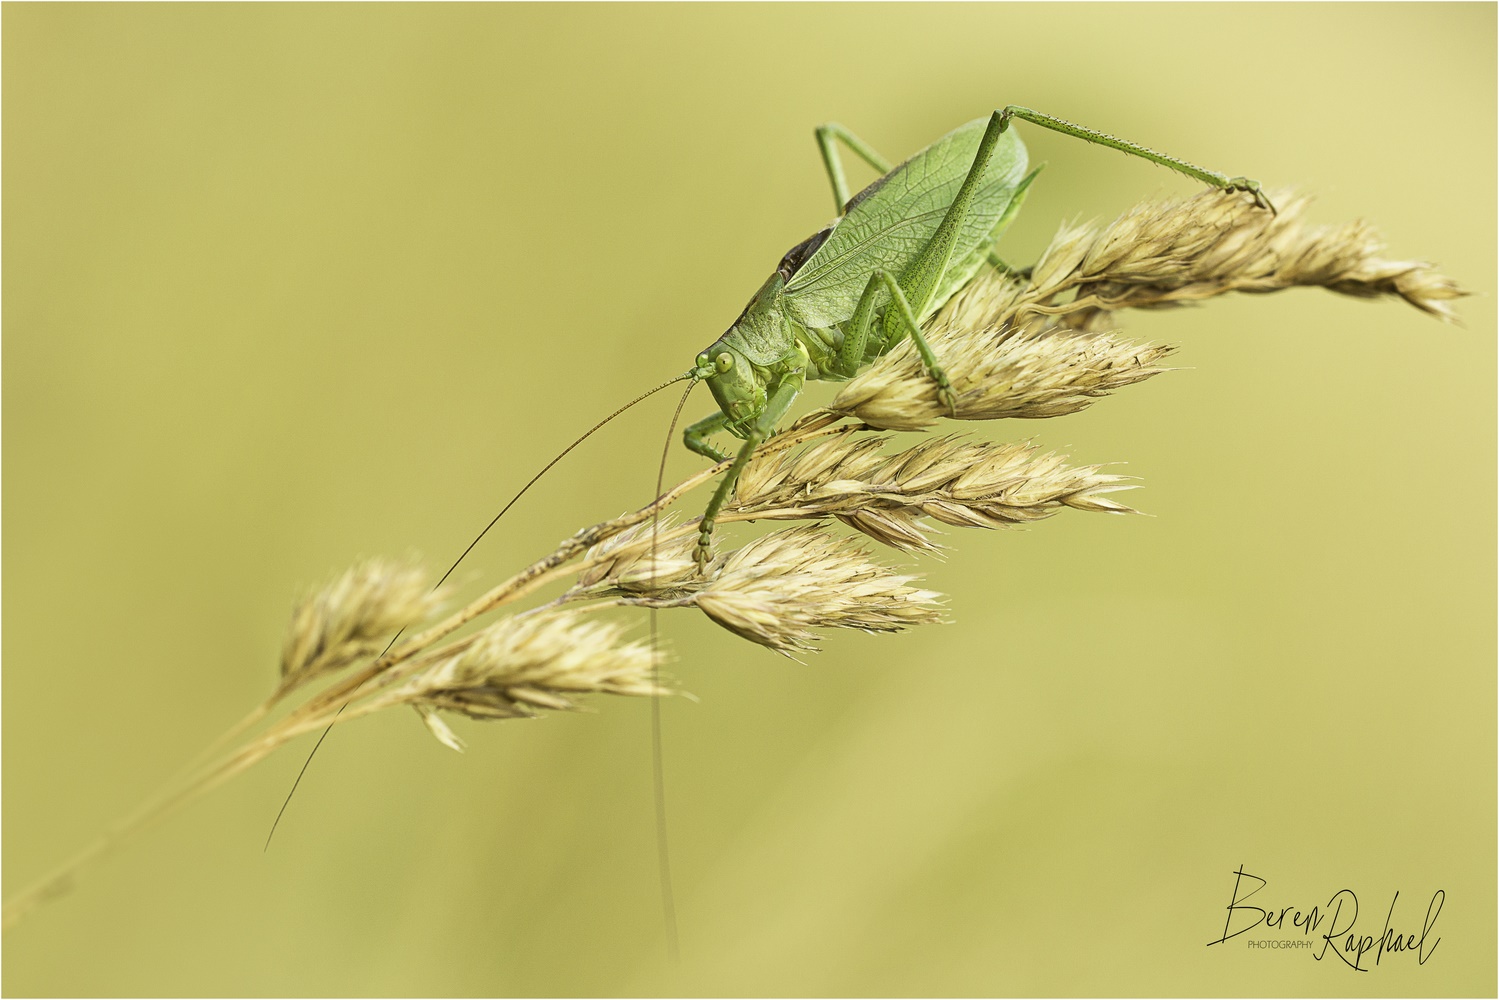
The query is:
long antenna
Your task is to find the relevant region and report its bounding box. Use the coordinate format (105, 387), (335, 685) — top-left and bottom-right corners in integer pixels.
(651, 379), (697, 962)
(263, 369), (698, 850)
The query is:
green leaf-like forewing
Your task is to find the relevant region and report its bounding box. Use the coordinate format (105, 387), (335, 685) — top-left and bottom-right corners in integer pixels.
(784, 117), (1028, 330)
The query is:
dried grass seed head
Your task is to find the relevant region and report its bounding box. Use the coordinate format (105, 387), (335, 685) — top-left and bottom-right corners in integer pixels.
(832, 316), (1175, 431)
(280, 559), (444, 687)
(386, 609), (666, 732)
(692, 525), (943, 655)
(570, 516), (704, 598)
(1023, 189), (1466, 326)
(732, 433), (1135, 552)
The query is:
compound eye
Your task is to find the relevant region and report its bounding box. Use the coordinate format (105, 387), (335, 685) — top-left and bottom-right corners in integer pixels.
(715, 352), (733, 374)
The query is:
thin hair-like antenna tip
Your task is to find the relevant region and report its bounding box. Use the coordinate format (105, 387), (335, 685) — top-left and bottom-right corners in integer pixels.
(651, 377), (696, 963)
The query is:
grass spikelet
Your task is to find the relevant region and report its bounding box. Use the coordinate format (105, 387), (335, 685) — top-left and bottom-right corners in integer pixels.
(376, 611), (665, 734)
(732, 434), (1135, 551)
(570, 518), (703, 598)
(279, 559), (445, 691)
(690, 526), (944, 655)
(833, 318), (1175, 431)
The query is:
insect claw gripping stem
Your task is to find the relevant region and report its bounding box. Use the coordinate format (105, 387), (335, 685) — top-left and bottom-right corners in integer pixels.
(694, 526), (714, 574)
(1228, 176), (1277, 214)
(936, 377), (958, 418)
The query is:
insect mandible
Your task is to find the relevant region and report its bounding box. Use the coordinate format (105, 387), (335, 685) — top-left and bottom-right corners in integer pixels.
(679, 106), (1272, 569)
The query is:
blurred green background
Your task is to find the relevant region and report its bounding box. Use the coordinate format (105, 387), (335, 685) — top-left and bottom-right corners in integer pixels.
(4, 4), (1493, 996)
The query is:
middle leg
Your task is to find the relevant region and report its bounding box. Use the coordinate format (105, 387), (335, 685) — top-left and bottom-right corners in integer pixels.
(834, 268), (957, 417)
(694, 359), (808, 571)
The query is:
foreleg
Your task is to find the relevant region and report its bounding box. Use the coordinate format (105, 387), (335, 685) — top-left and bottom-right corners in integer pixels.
(694, 364), (806, 571)
(684, 410), (733, 462)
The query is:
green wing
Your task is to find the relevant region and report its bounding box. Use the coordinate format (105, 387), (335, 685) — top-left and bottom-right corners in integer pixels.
(784, 118), (1027, 330)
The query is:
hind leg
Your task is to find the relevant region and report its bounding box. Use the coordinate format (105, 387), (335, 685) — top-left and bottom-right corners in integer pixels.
(813, 123), (894, 214)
